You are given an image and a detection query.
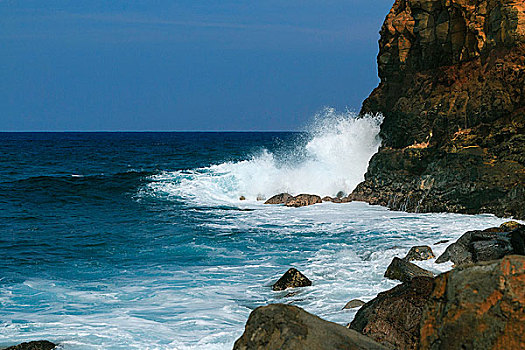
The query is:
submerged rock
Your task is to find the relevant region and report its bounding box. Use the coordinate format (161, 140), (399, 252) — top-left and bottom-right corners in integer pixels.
(3, 341), (56, 350)
(264, 193), (293, 205)
(234, 304), (388, 350)
(349, 277), (434, 350)
(272, 268), (312, 291)
(420, 255), (525, 350)
(404, 246), (435, 261)
(285, 194), (322, 208)
(436, 224), (524, 266)
(384, 257), (434, 283)
(343, 299), (365, 310)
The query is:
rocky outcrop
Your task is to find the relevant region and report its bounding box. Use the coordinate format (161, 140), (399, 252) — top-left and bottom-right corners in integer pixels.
(265, 193), (293, 205)
(420, 255), (525, 349)
(285, 194), (322, 207)
(352, 0), (525, 219)
(272, 268), (312, 291)
(3, 341), (56, 350)
(343, 299), (366, 309)
(384, 257), (434, 282)
(234, 304), (389, 350)
(349, 276), (434, 350)
(404, 245), (435, 261)
(436, 222), (524, 265)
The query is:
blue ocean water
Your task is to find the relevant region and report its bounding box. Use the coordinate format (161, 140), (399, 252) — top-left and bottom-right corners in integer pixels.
(0, 122), (513, 349)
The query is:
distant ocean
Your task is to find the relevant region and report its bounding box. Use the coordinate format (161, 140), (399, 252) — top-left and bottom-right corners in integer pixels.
(0, 113), (510, 349)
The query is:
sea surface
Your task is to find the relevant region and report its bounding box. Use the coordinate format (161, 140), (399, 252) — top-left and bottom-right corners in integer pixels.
(0, 114), (513, 349)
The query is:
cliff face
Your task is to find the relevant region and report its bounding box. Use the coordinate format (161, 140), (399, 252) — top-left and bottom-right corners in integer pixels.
(353, 0), (525, 219)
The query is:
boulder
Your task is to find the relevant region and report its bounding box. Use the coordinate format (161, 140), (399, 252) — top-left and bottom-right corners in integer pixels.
(264, 193), (293, 205)
(234, 304), (389, 350)
(404, 246), (435, 261)
(384, 257), (434, 283)
(420, 255), (525, 350)
(285, 194), (322, 208)
(272, 268), (312, 291)
(322, 196), (333, 202)
(239, 196), (246, 201)
(436, 224), (524, 266)
(343, 299), (365, 310)
(3, 341), (56, 350)
(349, 277), (434, 350)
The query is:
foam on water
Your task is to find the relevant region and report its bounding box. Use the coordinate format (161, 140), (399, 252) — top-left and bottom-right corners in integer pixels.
(146, 109), (383, 204)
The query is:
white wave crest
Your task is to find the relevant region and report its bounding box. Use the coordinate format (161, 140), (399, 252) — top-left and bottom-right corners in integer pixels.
(146, 109), (383, 204)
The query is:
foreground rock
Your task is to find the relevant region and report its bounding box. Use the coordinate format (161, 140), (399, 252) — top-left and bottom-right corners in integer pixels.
(436, 223), (525, 266)
(3, 341), (56, 350)
(349, 277), (434, 350)
(272, 268), (312, 291)
(285, 194), (322, 208)
(384, 257), (434, 282)
(420, 255), (525, 349)
(351, 0), (525, 219)
(234, 304), (388, 350)
(404, 246), (435, 261)
(264, 193), (293, 205)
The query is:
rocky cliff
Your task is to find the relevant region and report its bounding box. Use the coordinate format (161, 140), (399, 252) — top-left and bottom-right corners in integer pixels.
(352, 0), (525, 219)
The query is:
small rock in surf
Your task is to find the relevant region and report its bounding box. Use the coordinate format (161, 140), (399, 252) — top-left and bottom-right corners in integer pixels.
(272, 268), (312, 291)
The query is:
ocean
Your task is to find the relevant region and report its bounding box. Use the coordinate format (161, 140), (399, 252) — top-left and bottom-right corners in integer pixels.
(0, 113), (511, 349)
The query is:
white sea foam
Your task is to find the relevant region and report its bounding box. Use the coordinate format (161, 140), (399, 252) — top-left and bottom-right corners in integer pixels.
(146, 109), (383, 204)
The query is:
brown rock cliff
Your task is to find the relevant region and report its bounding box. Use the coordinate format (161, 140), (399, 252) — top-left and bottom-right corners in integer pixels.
(353, 0), (525, 219)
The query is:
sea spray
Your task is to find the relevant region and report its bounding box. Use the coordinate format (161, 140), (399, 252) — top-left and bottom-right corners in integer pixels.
(146, 109), (383, 204)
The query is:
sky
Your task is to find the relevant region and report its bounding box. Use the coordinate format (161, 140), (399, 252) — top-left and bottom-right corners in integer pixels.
(1, 0), (394, 131)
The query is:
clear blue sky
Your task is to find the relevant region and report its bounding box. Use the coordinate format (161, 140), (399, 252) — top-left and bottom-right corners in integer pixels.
(1, 0), (394, 131)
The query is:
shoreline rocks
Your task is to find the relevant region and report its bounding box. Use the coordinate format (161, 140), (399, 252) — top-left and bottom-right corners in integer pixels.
(404, 245), (435, 261)
(272, 268), (312, 291)
(384, 257), (434, 282)
(233, 304), (389, 350)
(3, 341), (56, 350)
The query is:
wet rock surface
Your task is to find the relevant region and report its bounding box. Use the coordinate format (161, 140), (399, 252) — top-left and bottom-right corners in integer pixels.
(349, 276), (434, 350)
(233, 304), (389, 350)
(404, 245), (435, 261)
(272, 268), (312, 291)
(3, 341), (56, 350)
(436, 223), (524, 265)
(384, 257), (434, 282)
(420, 255), (525, 350)
(352, 0), (525, 219)
(264, 193), (293, 205)
(285, 194), (322, 207)
(343, 299), (366, 309)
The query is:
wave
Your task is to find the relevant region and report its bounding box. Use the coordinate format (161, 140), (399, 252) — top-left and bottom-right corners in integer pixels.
(144, 109), (383, 204)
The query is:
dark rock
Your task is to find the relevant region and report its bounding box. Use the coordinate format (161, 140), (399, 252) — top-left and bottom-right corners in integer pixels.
(404, 246), (435, 261)
(336, 191), (345, 199)
(434, 240), (449, 245)
(436, 224), (524, 266)
(343, 299), (365, 309)
(264, 193), (293, 205)
(349, 277), (434, 350)
(239, 196), (246, 201)
(322, 196), (333, 202)
(3, 341), (56, 350)
(285, 194), (322, 208)
(384, 257), (434, 282)
(272, 268), (312, 291)
(420, 255), (525, 350)
(234, 304), (389, 350)
(351, 0), (525, 220)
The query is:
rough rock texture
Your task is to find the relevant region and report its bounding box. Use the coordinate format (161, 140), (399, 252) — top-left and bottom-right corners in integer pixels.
(384, 257), (434, 282)
(420, 255), (525, 349)
(3, 341), (56, 350)
(352, 0), (525, 219)
(272, 268), (312, 291)
(264, 193), (293, 205)
(436, 222), (524, 265)
(285, 194), (322, 208)
(234, 304), (389, 350)
(349, 276), (434, 350)
(404, 245), (435, 261)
